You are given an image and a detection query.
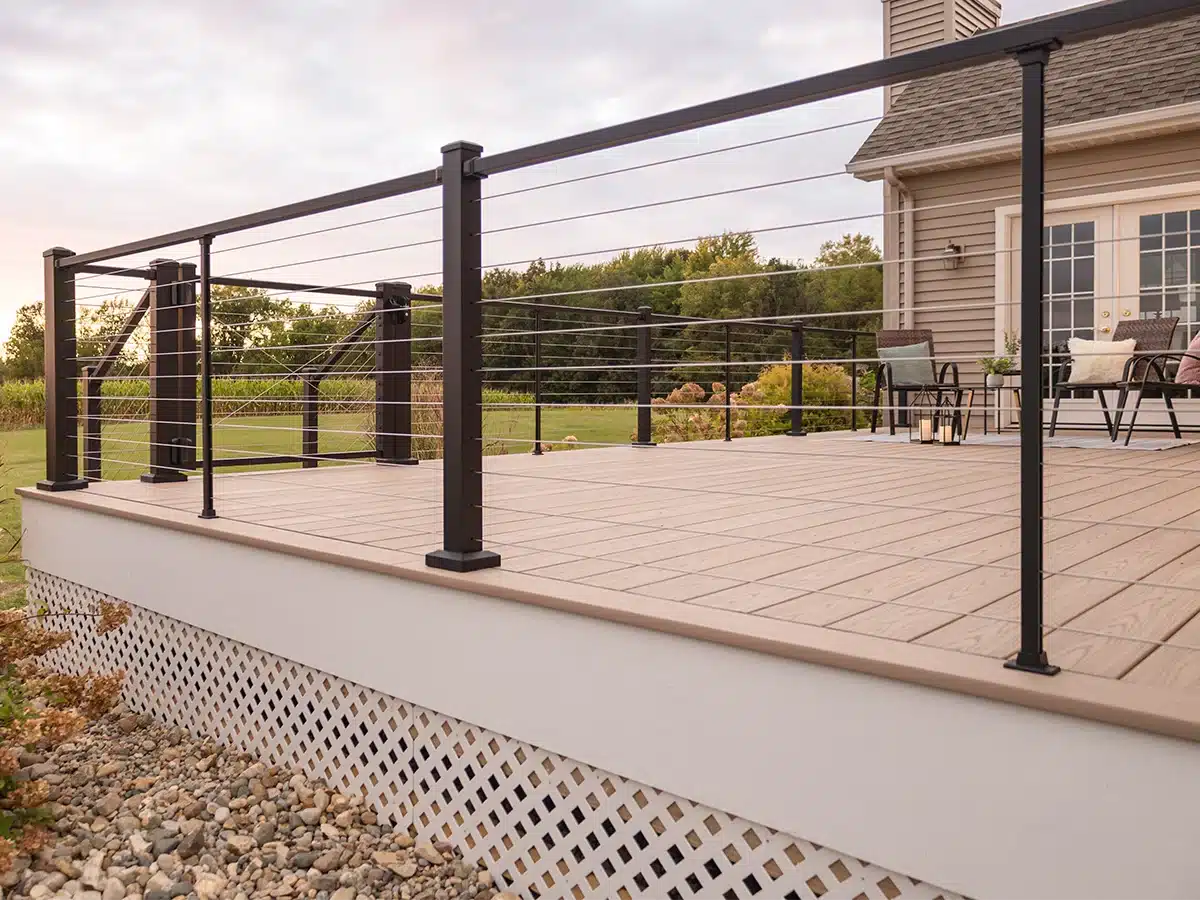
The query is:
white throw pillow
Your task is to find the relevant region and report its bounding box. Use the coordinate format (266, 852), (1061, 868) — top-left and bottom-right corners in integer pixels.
(1066, 337), (1136, 384)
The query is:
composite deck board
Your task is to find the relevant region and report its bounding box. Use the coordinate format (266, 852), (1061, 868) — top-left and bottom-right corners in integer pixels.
(65, 432), (1200, 705)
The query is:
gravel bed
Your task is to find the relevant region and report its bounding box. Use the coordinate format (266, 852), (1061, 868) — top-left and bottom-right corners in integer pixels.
(7, 708), (517, 900)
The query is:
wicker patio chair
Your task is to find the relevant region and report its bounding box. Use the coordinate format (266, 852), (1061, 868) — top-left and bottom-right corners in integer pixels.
(1118, 346), (1197, 444)
(1048, 317), (1178, 440)
(870, 329), (961, 435)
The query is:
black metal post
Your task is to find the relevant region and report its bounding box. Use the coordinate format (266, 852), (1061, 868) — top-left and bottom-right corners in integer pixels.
(1006, 41), (1060, 677)
(302, 378), (319, 469)
(199, 237), (216, 519)
(532, 308), (543, 455)
(724, 324), (732, 442)
(426, 141), (501, 572)
(850, 333), (859, 431)
(789, 325), (806, 436)
(142, 259), (197, 483)
(38, 248), (87, 492)
(633, 305), (655, 447)
(376, 282), (418, 465)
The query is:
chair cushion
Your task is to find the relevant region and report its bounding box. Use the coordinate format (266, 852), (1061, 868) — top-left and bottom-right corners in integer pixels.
(1066, 337), (1136, 385)
(879, 342), (936, 386)
(1176, 332), (1200, 385)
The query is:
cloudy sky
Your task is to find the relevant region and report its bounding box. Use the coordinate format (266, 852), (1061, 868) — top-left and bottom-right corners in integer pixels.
(0, 0), (1081, 339)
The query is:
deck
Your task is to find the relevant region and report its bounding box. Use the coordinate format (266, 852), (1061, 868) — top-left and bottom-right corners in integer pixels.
(21, 431), (1200, 739)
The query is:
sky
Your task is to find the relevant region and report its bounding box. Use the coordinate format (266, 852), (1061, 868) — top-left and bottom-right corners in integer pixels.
(0, 0), (1084, 341)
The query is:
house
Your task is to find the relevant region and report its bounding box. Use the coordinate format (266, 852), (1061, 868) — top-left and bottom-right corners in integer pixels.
(850, 0), (1200, 423)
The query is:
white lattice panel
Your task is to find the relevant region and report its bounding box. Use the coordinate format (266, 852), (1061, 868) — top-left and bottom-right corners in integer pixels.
(30, 569), (963, 900)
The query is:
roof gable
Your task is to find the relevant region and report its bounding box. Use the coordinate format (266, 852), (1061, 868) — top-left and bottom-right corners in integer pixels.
(850, 14), (1200, 170)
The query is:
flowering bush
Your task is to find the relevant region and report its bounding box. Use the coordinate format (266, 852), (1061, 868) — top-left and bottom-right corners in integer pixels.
(650, 365), (876, 443)
(0, 599), (129, 869)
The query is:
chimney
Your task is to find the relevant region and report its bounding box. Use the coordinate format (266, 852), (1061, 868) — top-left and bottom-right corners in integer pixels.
(883, 0), (1001, 109)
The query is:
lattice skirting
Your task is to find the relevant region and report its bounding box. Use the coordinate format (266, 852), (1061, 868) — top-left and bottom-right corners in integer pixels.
(30, 568), (962, 900)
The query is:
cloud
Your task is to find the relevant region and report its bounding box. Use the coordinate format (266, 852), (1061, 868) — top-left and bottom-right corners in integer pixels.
(0, 0), (1083, 339)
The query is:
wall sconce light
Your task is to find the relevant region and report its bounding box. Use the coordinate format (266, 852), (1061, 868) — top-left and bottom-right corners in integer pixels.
(942, 241), (965, 270)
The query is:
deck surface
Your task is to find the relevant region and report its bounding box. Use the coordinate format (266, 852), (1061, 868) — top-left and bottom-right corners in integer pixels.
(32, 431), (1200, 735)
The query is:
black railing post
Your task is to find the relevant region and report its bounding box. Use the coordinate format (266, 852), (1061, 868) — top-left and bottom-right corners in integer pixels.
(789, 325), (806, 436)
(1006, 41), (1061, 677)
(302, 377), (319, 469)
(376, 281), (418, 465)
(199, 237), (216, 519)
(632, 305), (655, 447)
(532, 307), (543, 455)
(83, 368), (101, 483)
(142, 259), (197, 483)
(426, 141), (501, 572)
(38, 247), (87, 492)
(724, 324), (732, 442)
(850, 333), (859, 431)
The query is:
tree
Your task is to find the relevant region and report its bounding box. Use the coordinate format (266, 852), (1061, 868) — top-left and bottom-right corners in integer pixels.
(1, 304), (44, 381)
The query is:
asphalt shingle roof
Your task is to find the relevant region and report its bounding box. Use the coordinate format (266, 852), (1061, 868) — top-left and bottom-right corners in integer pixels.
(850, 14), (1200, 167)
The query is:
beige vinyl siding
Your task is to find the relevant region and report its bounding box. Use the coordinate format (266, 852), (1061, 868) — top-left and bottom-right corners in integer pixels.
(953, 0), (1001, 39)
(904, 130), (1200, 374)
(889, 1), (948, 55)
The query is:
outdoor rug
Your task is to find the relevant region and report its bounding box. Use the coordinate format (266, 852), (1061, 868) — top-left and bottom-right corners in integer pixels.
(853, 433), (1198, 451)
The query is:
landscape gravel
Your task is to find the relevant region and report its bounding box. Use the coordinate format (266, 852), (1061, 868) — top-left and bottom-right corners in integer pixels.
(5, 708), (518, 900)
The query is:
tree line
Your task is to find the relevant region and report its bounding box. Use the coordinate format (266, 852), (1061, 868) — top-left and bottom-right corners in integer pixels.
(1, 232), (882, 402)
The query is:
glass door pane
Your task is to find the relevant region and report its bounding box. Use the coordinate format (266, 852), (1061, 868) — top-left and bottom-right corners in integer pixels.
(1135, 208), (1200, 350)
(1042, 220), (1098, 398)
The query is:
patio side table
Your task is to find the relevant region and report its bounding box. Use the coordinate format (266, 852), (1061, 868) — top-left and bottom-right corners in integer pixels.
(982, 373), (1021, 434)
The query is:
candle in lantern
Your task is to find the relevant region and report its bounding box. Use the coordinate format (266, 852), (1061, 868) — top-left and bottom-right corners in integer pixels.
(941, 420), (955, 444)
(920, 416), (934, 444)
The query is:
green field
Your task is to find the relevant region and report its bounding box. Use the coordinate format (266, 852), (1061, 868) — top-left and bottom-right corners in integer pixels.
(0, 405), (637, 597)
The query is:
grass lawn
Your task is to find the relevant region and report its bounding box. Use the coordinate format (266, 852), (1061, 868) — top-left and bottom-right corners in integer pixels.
(0, 405), (636, 595)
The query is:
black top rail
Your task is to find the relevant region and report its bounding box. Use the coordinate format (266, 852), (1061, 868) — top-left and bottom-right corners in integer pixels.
(57, 1), (1200, 273)
(60, 168), (441, 269)
(468, 0), (1200, 177)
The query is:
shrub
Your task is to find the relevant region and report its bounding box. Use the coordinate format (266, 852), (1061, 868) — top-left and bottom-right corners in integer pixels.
(651, 363), (875, 442)
(0, 464), (129, 871)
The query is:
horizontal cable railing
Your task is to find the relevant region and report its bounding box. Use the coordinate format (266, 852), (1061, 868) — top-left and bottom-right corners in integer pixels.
(31, 0), (1200, 691)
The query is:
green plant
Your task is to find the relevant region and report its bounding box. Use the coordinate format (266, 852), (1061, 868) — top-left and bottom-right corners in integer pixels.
(0, 458), (129, 869)
(978, 357), (1014, 376)
(979, 331), (1021, 376)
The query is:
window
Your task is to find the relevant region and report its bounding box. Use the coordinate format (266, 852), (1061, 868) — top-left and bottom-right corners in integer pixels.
(1042, 221), (1096, 395)
(1138, 210), (1200, 349)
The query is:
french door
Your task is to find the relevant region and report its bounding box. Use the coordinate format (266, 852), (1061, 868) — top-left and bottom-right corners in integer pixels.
(1006, 192), (1200, 429)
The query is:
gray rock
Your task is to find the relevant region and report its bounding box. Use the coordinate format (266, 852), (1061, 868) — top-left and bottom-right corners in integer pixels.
(94, 792), (123, 817)
(252, 821), (275, 846)
(291, 850), (320, 870)
(176, 828), (205, 859)
(152, 836), (181, 857)
(299, 807), (322, 826)
(167, 881), (193, 898)
(312, 850), (341, 873)
(225, 834), (256, 856)
(102, 876), (126, 900)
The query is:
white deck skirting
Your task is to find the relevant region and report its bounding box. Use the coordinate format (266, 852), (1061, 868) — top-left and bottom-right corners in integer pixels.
(22, 496), (1200, 900)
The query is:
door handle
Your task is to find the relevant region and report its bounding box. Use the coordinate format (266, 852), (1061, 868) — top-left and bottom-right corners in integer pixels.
(1100, 326), (1111, 334)
(1101, 310), (1110, 318)
(1122, 309), (1132, 317)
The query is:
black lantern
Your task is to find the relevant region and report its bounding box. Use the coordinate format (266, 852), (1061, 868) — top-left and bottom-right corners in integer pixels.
(937, 394), (962, 445)
(909, 388), (937, 445)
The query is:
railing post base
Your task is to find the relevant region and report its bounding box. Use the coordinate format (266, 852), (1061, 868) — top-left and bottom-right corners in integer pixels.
(140, 471), (188, 485)
(631, 441), (657, 448)
(425, 549), (502, 572)
(379, 457), (420, 466)
(36, 478), (88, 493)
(1004, 656), (1061, 677)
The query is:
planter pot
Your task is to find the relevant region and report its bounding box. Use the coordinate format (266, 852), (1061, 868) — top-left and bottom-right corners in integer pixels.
(986, 374), (1005, 388)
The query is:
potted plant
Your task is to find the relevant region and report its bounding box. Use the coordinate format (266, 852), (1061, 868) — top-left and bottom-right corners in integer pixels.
(980, 332), (1020, 388)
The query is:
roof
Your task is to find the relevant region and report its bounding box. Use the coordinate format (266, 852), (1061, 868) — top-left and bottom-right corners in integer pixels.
(850, 13), (1200, 170)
